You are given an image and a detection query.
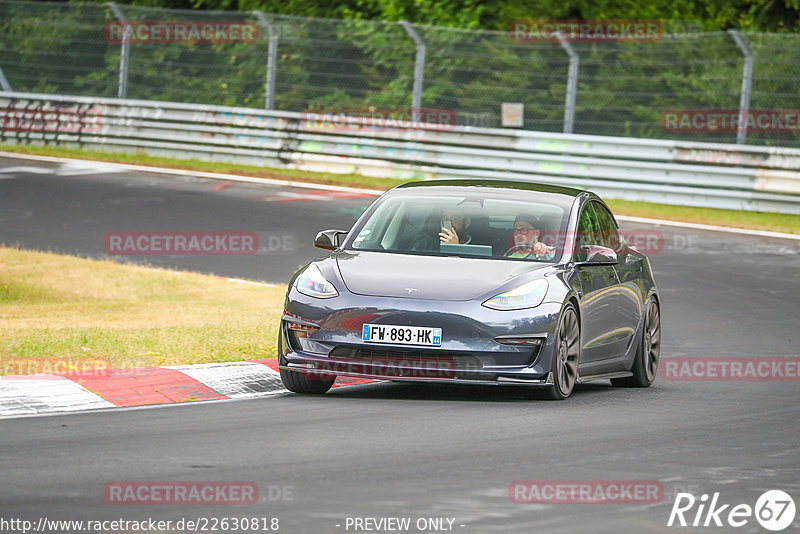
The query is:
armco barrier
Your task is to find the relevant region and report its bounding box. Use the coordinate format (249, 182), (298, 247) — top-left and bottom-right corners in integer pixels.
(2, 92), (800, 213)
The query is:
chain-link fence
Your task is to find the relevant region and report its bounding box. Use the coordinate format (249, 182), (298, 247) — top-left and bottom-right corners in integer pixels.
(1, 0), (800, 147)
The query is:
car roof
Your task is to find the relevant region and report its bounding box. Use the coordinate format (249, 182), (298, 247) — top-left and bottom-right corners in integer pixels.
(394, 179), (589, 198)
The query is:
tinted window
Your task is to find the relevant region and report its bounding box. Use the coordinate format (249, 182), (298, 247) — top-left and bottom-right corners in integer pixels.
(574, 202), (601, 261)
(593, 202), (621, 250)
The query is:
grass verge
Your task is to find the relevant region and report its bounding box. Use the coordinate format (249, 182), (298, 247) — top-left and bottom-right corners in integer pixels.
(0, 246), (285, 373)
(1, 143), (798, 234)
(606, 199), (800, 235)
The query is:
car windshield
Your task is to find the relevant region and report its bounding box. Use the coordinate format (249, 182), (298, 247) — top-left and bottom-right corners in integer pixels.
(347, 192), (569, 261)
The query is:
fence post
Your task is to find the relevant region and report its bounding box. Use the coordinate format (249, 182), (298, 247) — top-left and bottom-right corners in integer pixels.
(0, 65), (12, 92)
(556, 33), (579, 134)
(254, 11), (278, 110)
(106, 2), (130, 99)
(399, 21), (425, 111)
(728, 29), (754, 145)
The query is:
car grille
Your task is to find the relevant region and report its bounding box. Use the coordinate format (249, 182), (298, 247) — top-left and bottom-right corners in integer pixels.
(329, 346), (484, 370)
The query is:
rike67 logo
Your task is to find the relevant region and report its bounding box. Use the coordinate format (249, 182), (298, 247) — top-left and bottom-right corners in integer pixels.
(668, 490), (796, 531)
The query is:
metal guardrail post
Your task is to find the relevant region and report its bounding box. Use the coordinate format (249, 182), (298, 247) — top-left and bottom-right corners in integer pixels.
(254, 11), (278, 110)
(556, 33), (579, 134)
(107, 2), (130, 99)
(728, 30), (754, 145)
(0, 65), (12, 92)
(399, 21), (425, 111)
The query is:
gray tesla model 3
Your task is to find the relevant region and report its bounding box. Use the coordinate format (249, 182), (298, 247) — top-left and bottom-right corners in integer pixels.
(278, 179), (661, 400)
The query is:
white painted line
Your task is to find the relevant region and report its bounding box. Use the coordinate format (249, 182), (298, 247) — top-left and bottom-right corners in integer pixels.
(167, 272), (278, 288)
(0, 151), (384, 195)
(2, 151), (796, 239)
(272, 191), (339, 201)
(224, 277), (277, 288)
(616, 215), (800, 241)
(56, 161), (124, 176)
(0, 151), (102, 166)
(0, 377), (114, 416)
(0, 166), (53, 175)
(163, 362), (286, 398)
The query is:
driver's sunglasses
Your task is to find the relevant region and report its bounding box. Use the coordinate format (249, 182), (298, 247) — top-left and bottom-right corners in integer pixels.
(512, 226), (536, 234)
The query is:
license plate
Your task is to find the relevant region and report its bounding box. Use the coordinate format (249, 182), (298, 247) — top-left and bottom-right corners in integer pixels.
(362, 324), (442, 347)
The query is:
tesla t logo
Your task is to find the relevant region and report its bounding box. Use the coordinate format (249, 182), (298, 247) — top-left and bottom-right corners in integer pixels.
(405, 288), (418, 294)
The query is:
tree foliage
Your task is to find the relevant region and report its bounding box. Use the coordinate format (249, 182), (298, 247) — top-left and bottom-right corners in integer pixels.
(4, 0), (795, 146)
(73, 0), (800, 33)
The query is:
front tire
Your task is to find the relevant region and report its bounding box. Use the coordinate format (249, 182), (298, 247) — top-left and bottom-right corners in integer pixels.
(612, 297), (660, 388)
(278, 332), (336, 394)
(280, 367), (336, 394)
(538, 303), (580, 400)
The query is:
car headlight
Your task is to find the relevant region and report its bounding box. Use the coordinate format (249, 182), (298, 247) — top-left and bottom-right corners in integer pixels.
(295, 264), (339, 298)
(482, 279), (548, 310)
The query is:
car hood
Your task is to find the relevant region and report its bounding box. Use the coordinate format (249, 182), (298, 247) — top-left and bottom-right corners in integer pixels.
(335, 251), (550, 301)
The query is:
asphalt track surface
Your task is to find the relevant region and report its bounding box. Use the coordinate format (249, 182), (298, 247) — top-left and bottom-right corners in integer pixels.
(1, 156), (799, 533)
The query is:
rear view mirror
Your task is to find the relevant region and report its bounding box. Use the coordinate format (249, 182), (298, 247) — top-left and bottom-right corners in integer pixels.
(314, 229), (348, 250)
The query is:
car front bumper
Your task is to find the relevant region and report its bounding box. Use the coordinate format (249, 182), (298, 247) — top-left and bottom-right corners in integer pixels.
(279, 289), (564, 387)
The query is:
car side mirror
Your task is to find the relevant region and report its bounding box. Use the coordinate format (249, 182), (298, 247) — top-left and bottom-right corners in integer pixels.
(577, 245), (618, 265)
(314, 229), (348, 251)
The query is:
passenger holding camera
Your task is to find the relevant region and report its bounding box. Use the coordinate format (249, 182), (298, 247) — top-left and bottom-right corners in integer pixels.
(439, 208), (472, 245)
(408, 207), (472, 252)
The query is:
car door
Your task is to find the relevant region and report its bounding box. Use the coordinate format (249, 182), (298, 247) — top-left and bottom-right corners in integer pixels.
(594, 202), (643, 348)
(573, 201), (624, 363)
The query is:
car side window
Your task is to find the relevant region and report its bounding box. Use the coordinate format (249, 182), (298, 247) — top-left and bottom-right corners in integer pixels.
(593, 202), (621, 251)
(574, 202), (601, 261)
